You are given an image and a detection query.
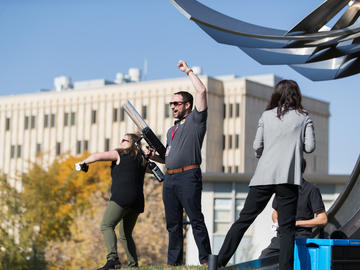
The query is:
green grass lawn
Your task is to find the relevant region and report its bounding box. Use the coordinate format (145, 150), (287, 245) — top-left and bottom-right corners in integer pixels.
(121, 266), (206, 270)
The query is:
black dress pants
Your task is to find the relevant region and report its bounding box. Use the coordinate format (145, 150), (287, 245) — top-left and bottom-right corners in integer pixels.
(163, 168), (211, 265)
(217, 184), (298, 270)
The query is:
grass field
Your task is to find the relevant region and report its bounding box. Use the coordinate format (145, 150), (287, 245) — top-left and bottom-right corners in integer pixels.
(121, 266), (206, 270)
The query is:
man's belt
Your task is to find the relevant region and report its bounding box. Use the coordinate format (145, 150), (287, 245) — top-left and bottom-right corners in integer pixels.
(167, 164), (199, 175)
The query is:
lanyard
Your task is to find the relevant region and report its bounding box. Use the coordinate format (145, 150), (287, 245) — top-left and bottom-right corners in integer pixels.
(171, 124), (179, 141)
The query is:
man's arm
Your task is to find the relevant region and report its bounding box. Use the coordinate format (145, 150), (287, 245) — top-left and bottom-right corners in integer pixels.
(296, 210), (328, 228)
(177, 60), (207, 112)
(144, 147), (165, 164)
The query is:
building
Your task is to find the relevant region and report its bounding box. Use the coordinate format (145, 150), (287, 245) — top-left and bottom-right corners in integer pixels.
(0, 72), (329, 178)
(0, 70), (346, 264)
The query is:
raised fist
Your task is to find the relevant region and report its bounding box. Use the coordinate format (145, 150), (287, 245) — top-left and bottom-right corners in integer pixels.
(177, 60), (189, 73)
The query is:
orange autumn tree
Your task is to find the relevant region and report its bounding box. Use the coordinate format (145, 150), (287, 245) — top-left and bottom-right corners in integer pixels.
(0, 153), (111, 268)
(20, 153), (111, 244)
(2, 152), (168, 269)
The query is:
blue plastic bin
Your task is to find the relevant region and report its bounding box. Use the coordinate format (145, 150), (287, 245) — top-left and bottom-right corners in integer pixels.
(294, 238), (360, 270)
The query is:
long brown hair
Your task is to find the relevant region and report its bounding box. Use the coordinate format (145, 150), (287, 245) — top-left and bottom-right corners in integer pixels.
(266, 80), (306, 118)
(118, 133), (142, 159)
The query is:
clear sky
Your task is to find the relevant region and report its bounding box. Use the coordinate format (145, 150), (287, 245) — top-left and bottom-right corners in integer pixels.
(0, 0), (359, 174)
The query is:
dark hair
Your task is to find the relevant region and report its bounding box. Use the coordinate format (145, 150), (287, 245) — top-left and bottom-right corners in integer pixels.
(266, 80), (306, 118)
(174, 91), (193, 110)
(301, 158), (307, 173)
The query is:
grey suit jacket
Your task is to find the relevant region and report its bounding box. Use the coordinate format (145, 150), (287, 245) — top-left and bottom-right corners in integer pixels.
(250, 108), (315, 186)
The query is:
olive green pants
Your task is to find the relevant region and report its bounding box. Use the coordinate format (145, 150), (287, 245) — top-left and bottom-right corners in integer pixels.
(100, 200), (139, 267)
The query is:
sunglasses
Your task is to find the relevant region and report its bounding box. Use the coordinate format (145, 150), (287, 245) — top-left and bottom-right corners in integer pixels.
(121, 139), (130, 143)
(170, 101), (187, 106)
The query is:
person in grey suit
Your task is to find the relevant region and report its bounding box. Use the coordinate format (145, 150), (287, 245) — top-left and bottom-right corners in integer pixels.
(217, 80), (315, 270)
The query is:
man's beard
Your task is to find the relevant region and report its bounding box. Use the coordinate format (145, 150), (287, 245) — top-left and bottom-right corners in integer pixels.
(175, 109), (186, 119)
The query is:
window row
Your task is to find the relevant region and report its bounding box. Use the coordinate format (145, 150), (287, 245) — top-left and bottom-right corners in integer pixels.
(5, 103), (177, 131)
(10, 138), (111, 159)
(224, 103), (240, 119)
(223, 134), (240, 150)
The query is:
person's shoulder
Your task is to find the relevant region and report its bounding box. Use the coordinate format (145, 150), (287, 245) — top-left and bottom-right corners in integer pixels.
(263, 108), (276, 115)
(188, 107), (207, 123)
(192, 107), (208, 115)
(302, 179), (319, 193)
(295, 109), (310, 119)
(261, 109), (275, 119)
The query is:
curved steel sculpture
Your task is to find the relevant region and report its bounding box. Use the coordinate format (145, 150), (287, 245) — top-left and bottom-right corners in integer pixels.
(170, 0), (360, 81)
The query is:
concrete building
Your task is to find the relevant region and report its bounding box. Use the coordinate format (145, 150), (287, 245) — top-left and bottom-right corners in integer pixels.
(0, 71), (346, 265)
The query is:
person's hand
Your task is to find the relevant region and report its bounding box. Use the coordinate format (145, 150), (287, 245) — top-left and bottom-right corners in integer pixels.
(75, 161), (88, 172)
(177, 60), (190, 73)
(271, 222), (279, 231)
(144, 146), (156, 157)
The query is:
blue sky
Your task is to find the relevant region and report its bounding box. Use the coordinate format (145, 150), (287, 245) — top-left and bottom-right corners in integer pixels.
(0, 0), (359, 174)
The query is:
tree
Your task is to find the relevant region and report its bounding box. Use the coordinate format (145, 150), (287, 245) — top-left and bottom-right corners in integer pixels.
(45, 175), (168, 269)
(1, 154), (169, 269)
(0, 153), (111, 269)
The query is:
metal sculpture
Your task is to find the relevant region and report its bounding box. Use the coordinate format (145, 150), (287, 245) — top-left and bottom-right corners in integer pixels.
(170, 0), (360, 81)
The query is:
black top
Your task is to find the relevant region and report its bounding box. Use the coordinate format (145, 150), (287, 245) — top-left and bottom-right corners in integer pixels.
(273, 179), (325, 238)
(110, 151), (146, 213)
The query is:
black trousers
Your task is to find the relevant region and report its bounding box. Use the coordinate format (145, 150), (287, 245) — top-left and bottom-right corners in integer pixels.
(163, 168), (211, 265)
(217, 184), (298, 270)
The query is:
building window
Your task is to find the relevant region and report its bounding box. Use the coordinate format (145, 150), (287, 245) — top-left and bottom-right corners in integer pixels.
(91, 110), (97, 124)
(76, 140), (82, 155)
(24, 116), (29, 129)
(36, 143), (41, 154)
(164, 104), (170, 118)
(222, 135), (226, 150)
(83, 140), (89, 151)
(6, 117), (10, 131)
(223, 104), (226, 119)
(228, 166), (232, 173)
(16, 145), (21, 158)
(9, 145), (22, 158)
(142, 105), (147, 119)
(64, 112), (69, 126)
(214, 198), (232, 234)
(235, 166), (239, 173)
(228, 135), (233, 149)
(105, 138), (110, 151)
(113, 108), (118, 122)
(120, 108), (125, 121)
(236, 103), (240, 117)
(221, 166), (225, 172)
(10, 145), (15, 158)
(31, 116), (36, 129)
(229, 104), (233, 118)
(71, 112), (76, 126)
(235, 134), (239, 149)
(44, 114), (49, 128)
(213, 183), (251, 264)
(51, 114), (56, 127)
(56, 142), (61, 155)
